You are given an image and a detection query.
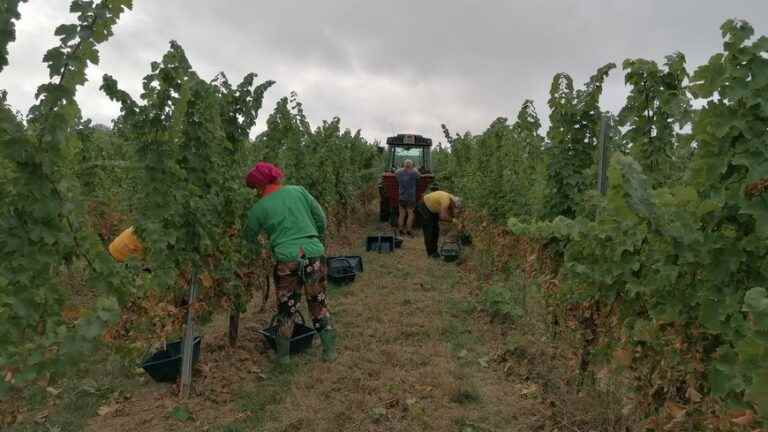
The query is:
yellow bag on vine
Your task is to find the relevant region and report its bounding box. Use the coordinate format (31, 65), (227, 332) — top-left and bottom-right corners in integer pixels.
(108, 226), (143, 262)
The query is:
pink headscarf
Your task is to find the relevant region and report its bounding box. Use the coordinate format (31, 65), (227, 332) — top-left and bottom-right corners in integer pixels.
(245, 162), (284, 189)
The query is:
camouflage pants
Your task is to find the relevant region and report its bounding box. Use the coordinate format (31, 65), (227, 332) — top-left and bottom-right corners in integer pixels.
(273, 258), (332, 337)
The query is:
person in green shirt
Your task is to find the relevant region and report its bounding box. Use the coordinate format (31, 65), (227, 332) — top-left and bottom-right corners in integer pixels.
(244, 162), (336, 364)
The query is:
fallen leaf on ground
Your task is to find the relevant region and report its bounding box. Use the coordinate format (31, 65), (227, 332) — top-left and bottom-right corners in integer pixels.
(414, 384), (433, 393)
(518, 384), (538, 397)
(383, 399), (399, 409)
(97, 404), (118, 417)
(61, 307), (82, 322)
(613, 348), (633, 367)
(686, 386), (702, 403)
(370, 407), (386, 419)
(34, 410), (49, 424)
(284, 418), (304, 431)
(664, 401), (687, 419)
(731, 410), (754, 426)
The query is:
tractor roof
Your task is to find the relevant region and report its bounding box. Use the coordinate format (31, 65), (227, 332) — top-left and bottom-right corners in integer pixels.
(386, 134), (432, 147)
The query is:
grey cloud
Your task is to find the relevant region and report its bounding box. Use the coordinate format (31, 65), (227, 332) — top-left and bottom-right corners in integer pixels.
(1, 0), (767, 146)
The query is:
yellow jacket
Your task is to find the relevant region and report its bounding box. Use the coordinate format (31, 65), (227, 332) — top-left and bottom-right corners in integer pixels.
(423, 191), (455, 214)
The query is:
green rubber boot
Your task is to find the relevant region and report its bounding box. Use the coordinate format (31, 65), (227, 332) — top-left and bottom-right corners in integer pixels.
(275, 334), (291, 366)
(318, 328), (337, 362)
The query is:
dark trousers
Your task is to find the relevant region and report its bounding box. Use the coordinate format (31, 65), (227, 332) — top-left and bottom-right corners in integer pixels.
(273, 259), (331, 336)
(416, 202), (439, 255)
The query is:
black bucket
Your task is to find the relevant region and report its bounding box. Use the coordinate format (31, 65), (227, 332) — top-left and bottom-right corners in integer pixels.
(440, 241), (461, 263)
(365, 234), (394, 253)
(141, 336), (202, 383)
(258, 313), (316, 355)
(327, 256), (363, 284)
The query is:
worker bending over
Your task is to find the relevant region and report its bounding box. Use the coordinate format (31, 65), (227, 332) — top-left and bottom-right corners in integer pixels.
(416, 190), (462, 258)
(244, 162), (336, 364)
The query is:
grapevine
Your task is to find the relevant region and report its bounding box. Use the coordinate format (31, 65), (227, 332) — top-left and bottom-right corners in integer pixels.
(0, 1), (379, 401)
(3, 0), (764, 427)
(0, 0), (134, 396)
(439, 18), (768, 424)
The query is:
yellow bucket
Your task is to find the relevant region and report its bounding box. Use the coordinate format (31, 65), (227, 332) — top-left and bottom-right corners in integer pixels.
(109, 226), (143, 262)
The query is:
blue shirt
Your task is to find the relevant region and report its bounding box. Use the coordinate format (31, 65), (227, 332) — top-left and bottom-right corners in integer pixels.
(396, 168), (420, 202)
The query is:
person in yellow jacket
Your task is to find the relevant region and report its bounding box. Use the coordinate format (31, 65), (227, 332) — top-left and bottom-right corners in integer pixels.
(416, 190), (462, 258)
(108, 226), (143, 263)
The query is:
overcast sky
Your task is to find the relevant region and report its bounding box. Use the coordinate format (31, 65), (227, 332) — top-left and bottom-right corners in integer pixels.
(2, 1), (767, 145)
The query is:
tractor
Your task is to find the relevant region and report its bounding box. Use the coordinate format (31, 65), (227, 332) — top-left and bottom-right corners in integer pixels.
(378, 134), (435, 226)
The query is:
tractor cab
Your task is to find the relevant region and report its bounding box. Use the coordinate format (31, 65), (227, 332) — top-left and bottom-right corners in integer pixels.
(378, 134), (435, 224)
(384, 134), (433, 174)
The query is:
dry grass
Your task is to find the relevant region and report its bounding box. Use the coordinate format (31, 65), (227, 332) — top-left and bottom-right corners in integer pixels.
(238, 229), (548, 432)
(4, 203), (640, 432)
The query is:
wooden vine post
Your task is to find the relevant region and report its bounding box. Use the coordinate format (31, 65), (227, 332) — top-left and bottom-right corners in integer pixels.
(228, 309), (240, 347)
(179, 270), (199, 398)
(596, 114), (610, 196)
(577, 113), (612, 389)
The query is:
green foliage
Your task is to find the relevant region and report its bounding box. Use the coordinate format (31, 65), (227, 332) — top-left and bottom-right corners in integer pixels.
(480, 280), (525, 323)
(169, 405), (193, 422)
(544, 63), (616, 219)
(1, 1), (380, 404)
(437, 66), (614, 223)
(101, 40), (276, 312)
(618, 52), (692, 186)
(254, 92), (379, 218)
(0, 0), (133, 397)
(436, 99), (546, 222)
(509, 19), (768, 417)
(0, 0), (28, 73)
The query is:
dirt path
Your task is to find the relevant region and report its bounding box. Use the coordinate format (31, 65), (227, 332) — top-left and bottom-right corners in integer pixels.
(246, 233), (547, 432)
(85, 223), (547, 432)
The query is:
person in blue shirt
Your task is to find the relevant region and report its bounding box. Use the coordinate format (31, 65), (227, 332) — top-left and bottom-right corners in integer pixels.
(395, 159), (420, 237)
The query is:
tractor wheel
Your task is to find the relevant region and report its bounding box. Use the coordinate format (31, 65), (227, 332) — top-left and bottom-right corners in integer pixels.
(389, 206), (399, 227)
(379, 195), (390, 222)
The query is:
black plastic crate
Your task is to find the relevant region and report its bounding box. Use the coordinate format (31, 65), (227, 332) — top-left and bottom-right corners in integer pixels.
(328, 256), (363, 273)
(258, 314), (316, 355)
(327, 256), (363, 284)
(141, 336), (202, 383)
(440, 242), (461, 263)
(366, 234), (394, 253)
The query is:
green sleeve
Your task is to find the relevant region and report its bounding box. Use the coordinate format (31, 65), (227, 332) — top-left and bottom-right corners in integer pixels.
(303, 187), (326, 237)
(244, 206), (262, 252)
